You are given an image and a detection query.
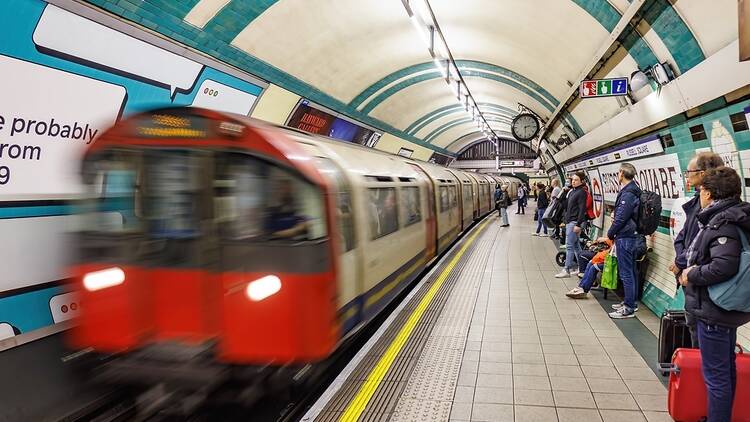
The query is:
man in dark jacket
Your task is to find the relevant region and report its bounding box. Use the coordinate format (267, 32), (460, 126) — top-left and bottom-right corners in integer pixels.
(670, 152), (724, 346)
(680, 167), (750, 422)
(596, 163), (642, 318)
(555, 171), (588, 278)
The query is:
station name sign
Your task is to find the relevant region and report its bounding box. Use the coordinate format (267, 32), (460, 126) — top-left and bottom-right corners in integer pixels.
(580, 77), (628, 98)
(564, 135), (663, 172)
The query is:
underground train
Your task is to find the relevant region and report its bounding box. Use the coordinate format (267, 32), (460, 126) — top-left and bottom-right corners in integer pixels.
(68, 107), (520, 390)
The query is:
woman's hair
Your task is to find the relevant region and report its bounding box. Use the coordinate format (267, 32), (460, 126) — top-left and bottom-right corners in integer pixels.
(537, 183), (545, 189)
(702, 166), (741, 200)
(574, 171), (587, 183)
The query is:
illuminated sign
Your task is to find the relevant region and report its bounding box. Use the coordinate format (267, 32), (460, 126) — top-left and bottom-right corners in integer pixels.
(580, 77), (628, 98)
(134, 113), (209, 138)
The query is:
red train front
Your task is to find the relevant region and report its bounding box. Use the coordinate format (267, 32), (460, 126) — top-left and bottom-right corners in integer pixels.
(70, 107), (340, 368)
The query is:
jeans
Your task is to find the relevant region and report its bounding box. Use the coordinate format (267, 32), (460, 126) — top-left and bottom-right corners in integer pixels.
(564, 222), (582, 271)
(517, 199), (525, 214)
(578, 250), (595, 273)
(697, 320), (737, 422)
(578, 261), (603, 292)
(499, 207), (509, 225)
(536, 208), (547, 234)
(615, 237), (637, 310)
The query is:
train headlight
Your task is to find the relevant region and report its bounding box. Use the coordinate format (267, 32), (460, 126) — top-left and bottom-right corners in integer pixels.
(83, 267), (125, 291)
(246, 275), (281, 302)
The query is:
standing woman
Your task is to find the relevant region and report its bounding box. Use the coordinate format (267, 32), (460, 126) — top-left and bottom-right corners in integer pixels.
(516, 183), (526, 215)
(534, 183), (549, 236)
(495, 184), (511, 227)
(680, 167), (750, 422)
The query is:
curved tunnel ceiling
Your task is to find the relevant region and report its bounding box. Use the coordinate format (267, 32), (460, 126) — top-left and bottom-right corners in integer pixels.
(89, 0), (739, 155)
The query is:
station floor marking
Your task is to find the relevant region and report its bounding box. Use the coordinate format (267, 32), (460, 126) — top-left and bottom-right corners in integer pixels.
(338, 218), (491, 422)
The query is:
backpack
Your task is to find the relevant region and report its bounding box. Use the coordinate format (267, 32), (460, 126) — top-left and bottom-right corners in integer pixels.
(584, 186), (596, 221)
(708, 226), (750, 312)
(636, 191), (662, 235)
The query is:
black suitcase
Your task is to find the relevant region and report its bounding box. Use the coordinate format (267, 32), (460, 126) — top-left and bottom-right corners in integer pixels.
(658, 310), (693, 375)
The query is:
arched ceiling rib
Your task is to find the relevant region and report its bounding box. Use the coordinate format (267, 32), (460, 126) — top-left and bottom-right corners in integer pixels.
(86, 0), (724, 155)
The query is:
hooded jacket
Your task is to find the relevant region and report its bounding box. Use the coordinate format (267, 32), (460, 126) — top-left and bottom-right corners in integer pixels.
(607, 180), (642, 240)
(684, 198), (750, 328)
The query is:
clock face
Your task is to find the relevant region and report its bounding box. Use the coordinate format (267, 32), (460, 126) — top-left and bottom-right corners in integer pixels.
(511, 114), (540, 141)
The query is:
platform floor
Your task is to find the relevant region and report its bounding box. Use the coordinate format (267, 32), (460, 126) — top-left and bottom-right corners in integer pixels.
(306, 210), (670, 422)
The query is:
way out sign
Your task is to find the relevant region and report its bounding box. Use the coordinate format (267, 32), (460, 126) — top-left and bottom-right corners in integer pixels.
(580, 77), (628, 98)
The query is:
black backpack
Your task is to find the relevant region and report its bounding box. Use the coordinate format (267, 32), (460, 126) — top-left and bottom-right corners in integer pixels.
(636, 191), (661, 235)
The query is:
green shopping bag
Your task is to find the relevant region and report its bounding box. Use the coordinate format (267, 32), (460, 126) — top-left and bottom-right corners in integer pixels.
(600, 254), (618, 290)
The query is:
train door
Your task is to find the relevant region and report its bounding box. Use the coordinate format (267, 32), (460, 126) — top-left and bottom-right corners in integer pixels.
(408, 163), (437, 261)
(445, 169), (464, 228)
(310, 156), (361, 332)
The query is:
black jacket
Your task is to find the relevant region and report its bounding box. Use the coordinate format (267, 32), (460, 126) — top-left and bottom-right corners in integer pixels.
(684, 198), (750, 328)
(673, 193), (702, 270)
(494, 189), (511, 208)
(537, 190), (549, 209)
(607, 181), (642, 240)
(564, 185), (587, 226)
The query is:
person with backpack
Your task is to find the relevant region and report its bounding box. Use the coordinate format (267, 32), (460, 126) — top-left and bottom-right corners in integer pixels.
(516, 184), (526, 215)
(495, 184), (511, 227)
(596, 162), (642, 319)
(679, 167), (750, 422)
(671, 151), (725, 347)
(555, 171), (588, 278)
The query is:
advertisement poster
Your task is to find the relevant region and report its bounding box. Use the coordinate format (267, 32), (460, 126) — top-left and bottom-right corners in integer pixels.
(586, 168), (605, 229)
(0, 0), (264, 343)
(598, 153), (685, 209)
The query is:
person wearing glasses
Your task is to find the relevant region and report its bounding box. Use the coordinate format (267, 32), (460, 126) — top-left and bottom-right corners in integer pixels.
(671, 152), (724, 345)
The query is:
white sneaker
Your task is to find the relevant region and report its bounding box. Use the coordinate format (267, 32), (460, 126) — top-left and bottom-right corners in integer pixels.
(532, 233), (539, 236)
(554, 270), (570, 278)
(609, 308), (636, 319)
(566, 287), (588, 299)
(569, 269), (580, 276)
(612, 302), (639, 312)
(539, 234), (549, 237)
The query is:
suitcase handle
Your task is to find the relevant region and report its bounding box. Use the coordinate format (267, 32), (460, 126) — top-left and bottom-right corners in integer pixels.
(657, 362), (679, 374)
(737, 344), (745, 354)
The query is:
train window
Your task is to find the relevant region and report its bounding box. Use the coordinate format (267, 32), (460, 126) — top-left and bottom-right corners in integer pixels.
(368, 187), (399, 239)
(439, 186), (450, 212)
(314, 157), (355, 252)
(214, 152), (327, 241)
(144, 151), (203, 238)
(400, 187), (421, 227)
(81, 150), (143, 233)
(462, 184), (472, 205)
(448, 185), (457, 209)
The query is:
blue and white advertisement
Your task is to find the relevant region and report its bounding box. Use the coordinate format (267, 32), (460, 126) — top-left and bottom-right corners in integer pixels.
(0, 0), (266, 345)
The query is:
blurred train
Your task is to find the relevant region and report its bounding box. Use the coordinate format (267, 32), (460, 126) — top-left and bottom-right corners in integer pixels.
(69, 107), (520, 397)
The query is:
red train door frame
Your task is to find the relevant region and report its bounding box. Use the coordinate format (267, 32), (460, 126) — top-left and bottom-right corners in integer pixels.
(408, 163), (437, 260)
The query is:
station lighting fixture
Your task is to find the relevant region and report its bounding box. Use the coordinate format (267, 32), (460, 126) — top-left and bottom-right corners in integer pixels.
(403, 0), (498, 143)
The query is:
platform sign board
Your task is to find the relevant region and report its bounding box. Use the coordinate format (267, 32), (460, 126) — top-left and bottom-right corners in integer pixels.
(580, 77), (629, 98)
(564, 135), (663, 172)
(598, 153), (684, 209)
(586, 168), (605, 229)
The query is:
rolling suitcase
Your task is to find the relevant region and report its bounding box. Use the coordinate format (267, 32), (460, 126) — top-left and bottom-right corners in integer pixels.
(664, 346), (750, 422)
(658, 310), (693, 375)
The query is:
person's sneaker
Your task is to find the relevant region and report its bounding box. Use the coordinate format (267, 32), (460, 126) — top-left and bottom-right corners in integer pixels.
(612, 302), (639, 312)
(539, 234), (549, 237)
(532, 233), (539, 236)
(609, 307), (636, 319)
(569, 269), (580, 276)
(554, 270), (570, 278)
(577, 272), (584, 279)
(566, 287), (588, 299)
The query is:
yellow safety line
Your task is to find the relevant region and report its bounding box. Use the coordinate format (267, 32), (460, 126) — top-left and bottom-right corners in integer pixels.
(338, 218), (491, 422)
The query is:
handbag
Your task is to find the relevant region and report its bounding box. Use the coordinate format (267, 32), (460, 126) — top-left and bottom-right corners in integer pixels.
(601, 253), (618, 290)
(707, 227), (750, 312)
(542, 200), (559, 229)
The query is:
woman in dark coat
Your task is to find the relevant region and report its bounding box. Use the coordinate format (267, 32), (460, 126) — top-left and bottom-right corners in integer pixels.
(534, 183), (549, 236)
(680, 166), (750, 422)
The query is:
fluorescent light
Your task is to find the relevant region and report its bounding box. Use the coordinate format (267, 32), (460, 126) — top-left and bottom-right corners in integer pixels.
(83, 267), (125, 291)
(246, 275), (282, 301)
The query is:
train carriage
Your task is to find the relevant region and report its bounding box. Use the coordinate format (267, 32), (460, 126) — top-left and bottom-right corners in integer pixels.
(69, 107), (514, 394)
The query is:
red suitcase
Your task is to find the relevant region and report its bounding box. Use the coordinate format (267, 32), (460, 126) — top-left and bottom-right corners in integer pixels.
(666, 347), (750, 422)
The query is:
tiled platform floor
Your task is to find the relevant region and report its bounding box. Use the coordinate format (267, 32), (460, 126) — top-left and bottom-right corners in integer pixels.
(390, 210), (670, 422)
